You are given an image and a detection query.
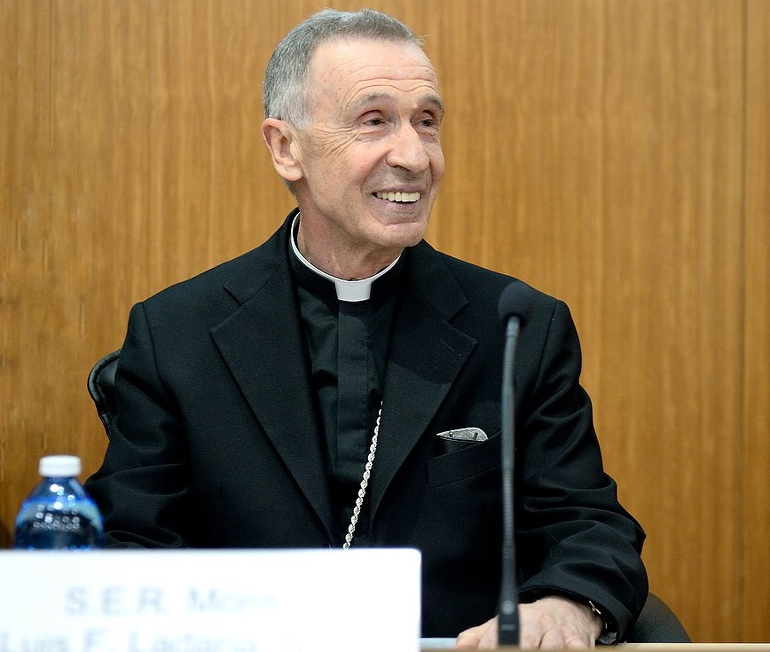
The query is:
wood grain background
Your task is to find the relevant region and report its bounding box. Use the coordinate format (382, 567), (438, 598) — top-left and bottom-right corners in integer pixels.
(1, 0), (768, 642)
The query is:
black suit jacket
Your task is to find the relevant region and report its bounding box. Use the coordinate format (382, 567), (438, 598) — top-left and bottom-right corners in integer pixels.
(86, 210), (647, 638)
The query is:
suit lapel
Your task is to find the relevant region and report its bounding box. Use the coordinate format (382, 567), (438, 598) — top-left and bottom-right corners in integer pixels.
(210, 215), (334, 541)
(371, 243), (477, 519)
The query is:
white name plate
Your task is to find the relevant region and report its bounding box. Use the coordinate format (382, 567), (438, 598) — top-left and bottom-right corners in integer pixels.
(0, 548), (421, 652)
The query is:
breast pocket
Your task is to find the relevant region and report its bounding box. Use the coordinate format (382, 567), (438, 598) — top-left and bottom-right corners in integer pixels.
(427, 431), (501, 487)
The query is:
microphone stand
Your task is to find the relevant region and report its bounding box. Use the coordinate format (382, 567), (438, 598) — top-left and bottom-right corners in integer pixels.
(498, 316), (521, 646)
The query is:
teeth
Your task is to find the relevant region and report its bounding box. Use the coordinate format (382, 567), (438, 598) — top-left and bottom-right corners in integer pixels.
(375, 191), (421, 203)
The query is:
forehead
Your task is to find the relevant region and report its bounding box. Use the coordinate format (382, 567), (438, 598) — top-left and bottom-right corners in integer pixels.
(307, 38), (441, 111)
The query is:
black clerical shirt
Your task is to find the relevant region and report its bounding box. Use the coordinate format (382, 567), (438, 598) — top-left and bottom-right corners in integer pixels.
(289, 237), (405, 547)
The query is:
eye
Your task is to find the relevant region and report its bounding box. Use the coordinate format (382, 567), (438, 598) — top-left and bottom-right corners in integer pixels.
(360, 110), (387, 127)
(416, 113), (441, 130)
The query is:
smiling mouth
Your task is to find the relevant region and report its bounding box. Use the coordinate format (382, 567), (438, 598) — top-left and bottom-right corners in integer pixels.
(375, 191), (421, 203)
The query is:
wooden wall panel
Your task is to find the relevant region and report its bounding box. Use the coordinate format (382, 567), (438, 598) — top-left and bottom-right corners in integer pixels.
(49, 0), (152, 403)
(147, 0), (293, 290)
(425, 1), (746, 640)
(1, 0), (53, 549)
(743, 0), (770, 641)
(1, 0), (767, 642)
(596, 2), (745, 641)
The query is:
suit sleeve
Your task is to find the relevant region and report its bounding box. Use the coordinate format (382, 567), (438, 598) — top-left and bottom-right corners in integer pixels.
(515, 299), (648, 641)
(85, 302), (194, 547)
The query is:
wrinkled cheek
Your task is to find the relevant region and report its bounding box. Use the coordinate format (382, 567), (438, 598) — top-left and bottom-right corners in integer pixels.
(430, 147), (446, 181)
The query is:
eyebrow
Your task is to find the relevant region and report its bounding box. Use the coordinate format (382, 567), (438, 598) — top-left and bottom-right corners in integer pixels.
(350, 91), (445, 115)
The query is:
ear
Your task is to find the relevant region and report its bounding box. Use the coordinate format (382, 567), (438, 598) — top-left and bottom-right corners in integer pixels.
(261, 118), (304, 182)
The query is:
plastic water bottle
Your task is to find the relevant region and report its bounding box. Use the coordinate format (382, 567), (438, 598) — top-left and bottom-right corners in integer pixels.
(14, 455), (104, 550)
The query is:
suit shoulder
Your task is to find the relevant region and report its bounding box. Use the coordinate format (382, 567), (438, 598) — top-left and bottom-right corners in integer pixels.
(419, 242), (558, 313)
(138, 214), (292, 312)
(141, 248), (262, 310)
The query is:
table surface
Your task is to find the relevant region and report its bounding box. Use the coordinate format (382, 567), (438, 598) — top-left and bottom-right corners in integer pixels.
(421, 644), (770, 651)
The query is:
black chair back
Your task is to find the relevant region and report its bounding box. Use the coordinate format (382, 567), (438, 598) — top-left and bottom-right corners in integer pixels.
(626, 593), (690, 643)
(87, 348), (121, 438)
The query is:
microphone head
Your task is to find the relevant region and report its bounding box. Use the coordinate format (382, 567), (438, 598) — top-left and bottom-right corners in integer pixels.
(498, 280), (534, 324)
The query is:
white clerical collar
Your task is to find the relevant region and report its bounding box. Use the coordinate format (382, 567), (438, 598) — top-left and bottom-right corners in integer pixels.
(290, 214), (401, 302)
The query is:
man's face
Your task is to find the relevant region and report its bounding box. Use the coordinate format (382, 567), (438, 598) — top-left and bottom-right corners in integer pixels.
(291, 38), (445, 273)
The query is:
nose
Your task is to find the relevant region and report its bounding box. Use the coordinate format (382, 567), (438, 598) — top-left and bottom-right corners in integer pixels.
(386, 123), (431, 173)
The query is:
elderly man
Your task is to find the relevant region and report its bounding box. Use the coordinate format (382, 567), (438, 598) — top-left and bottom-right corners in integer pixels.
(86, 9), (647, 649)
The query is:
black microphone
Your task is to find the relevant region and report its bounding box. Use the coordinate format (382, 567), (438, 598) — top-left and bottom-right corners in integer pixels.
(497, 281), (533, 647)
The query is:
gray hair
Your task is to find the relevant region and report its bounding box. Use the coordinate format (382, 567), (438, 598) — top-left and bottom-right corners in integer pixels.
(263, 8), (424, 128)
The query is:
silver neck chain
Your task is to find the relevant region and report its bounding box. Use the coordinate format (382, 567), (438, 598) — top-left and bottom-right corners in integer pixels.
(342, 402), (382, 549)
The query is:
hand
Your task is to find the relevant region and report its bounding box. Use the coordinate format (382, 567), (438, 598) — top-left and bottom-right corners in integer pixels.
(454, 596), (604, 649)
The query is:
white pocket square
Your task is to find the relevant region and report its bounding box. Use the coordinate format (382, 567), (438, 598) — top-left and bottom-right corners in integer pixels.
(435, 427), (488, 442)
